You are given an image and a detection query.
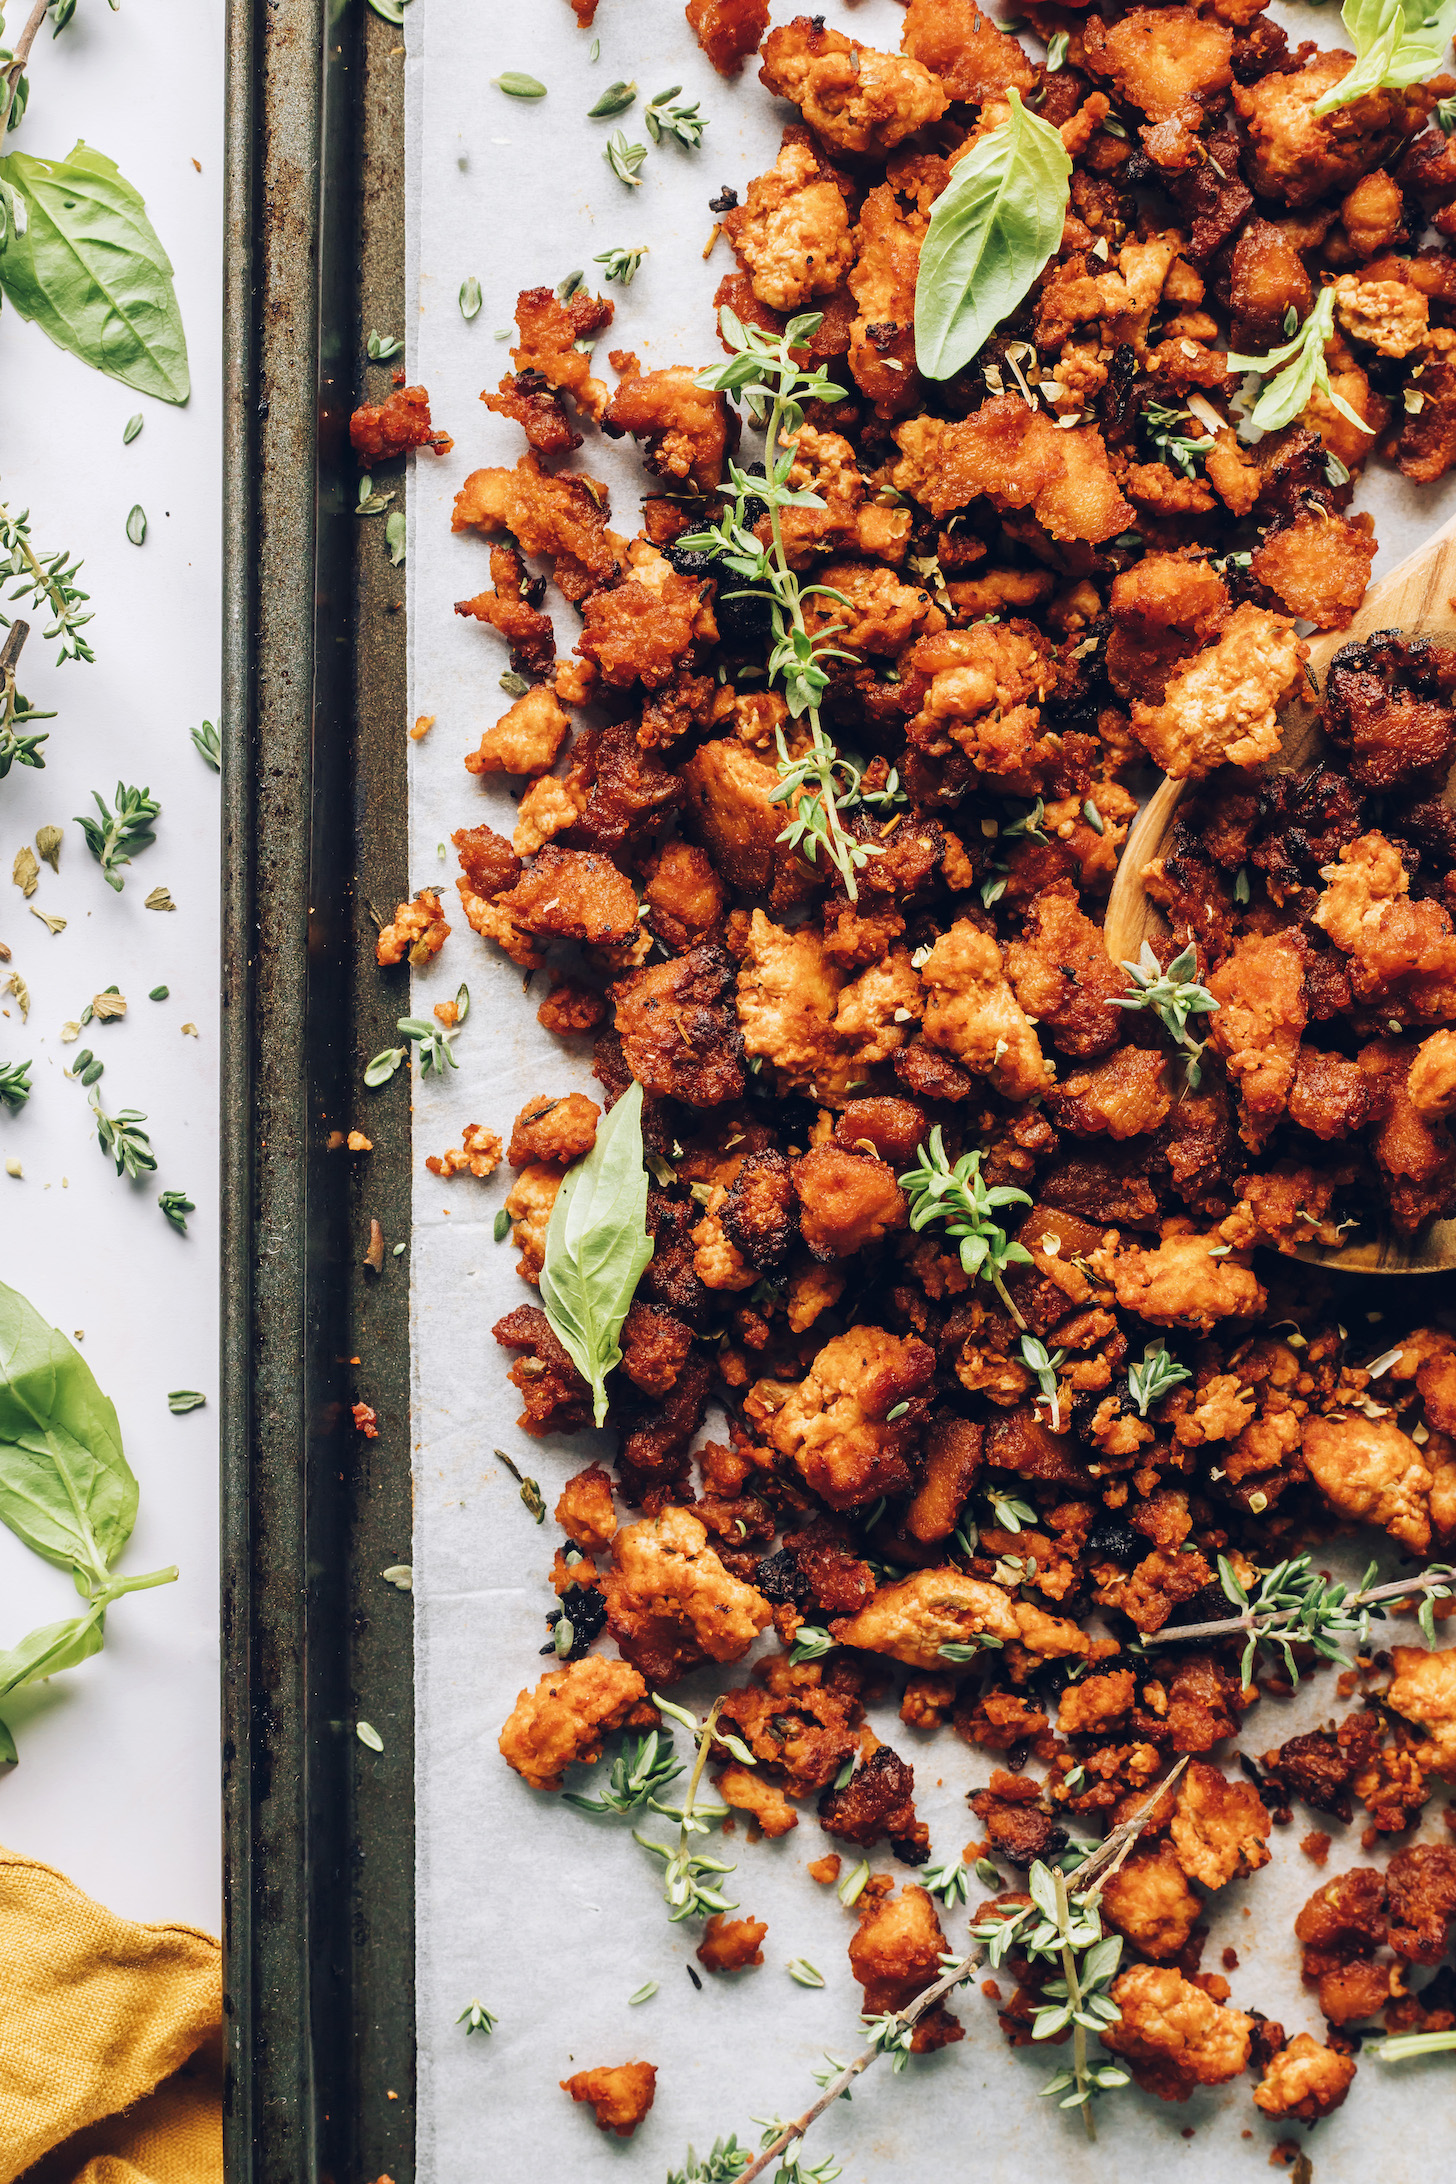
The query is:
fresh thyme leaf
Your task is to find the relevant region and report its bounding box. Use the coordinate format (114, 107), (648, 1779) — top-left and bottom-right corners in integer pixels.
(0, 144), (190, 402)
(167, 1389), (205, 1414)
(35, 823), (62, 871)
(0, 1059), (31, 1109)
(89, 1092), (156, 1180)
(493, 71), (546, 98)
(356, 474), (395, 516)
(899, 1126), (1033, 1325)
(381, 1564), (412, 1590)
(75, 781), (160, 891)
(644, 86), (707, 148)
(190, 719), (222, 770)
(588, 77), (637, 117)
(356, 1719), (384, 1751)
(457, 1997), (499, 2034)
(1227, 288), (1373, 436)
(149, 986), (169, 1001)
(366, 328), (404, 360)
(12, 844), (38, 896)
(0, 501), (95, 664)
(144, 886), (175, 911)
(1127, 1339), (1191, 1416)
(539, 1079), (653, 1427)
(594, 243), (648, 285)
(604, 129), (648, 186)
(459, 275), (482, 321)
(123, 412), (143, 444)
(493, 1207), (511, 1243)
(790, 1622), (836, 1664)
(29, 906), (64, 934)
(563, 1728), (683, 1814)
(1114, 940), (1218, 1087)
(1045, 28), (1069, 67)
(125, 504), (147, 546)
(158, 1187), (193, 1233)
(788, 1959), (826, 1988)
(629, 1979), (659, 2005)
(914, 90), (1071, 380)
(385, 509), (407, 566)
(364, 1045), (406, 1087)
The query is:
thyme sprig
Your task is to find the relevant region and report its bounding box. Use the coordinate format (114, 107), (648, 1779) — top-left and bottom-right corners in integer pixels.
(562, 1727), (683, 1814)
(365, 1013), (460, 1085)
(0, 621), (52, 777)
(593, 243), (647, 285)
(1021, 1334), (1067, 1429)
(1114, 940), (1218, 1088)
(1142, 400), (1211, 481)
(632, 1694), (757, 1922)
(75, 782), (160, 891)
(1127, 1339), (1191, 1416)
(711, 1769), (1181, 2184)
(0, 501), (95, 664)
(1138, 1555), (1456, 1682)
(644, 84), (706, 148)
(898, 1127), (1033, 1326)
(683, 310), (872, 899)
(1377, 2027), (1456, 2062)
(88, 1089), (156, 1179)
(0, 1058), (32, 1109)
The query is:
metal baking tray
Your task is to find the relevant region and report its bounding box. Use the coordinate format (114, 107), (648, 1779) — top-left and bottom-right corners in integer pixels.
(221, 0), (414, 2174)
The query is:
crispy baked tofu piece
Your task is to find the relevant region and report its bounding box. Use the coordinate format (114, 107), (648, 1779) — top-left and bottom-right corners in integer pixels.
(1099, 1229), (1265, 1332)
(1207, 931), (1308, 1149)
(425, 1123), (503, 1181)
(1004, 882), (1127, 1060)
(1254, 2033), (1356, 2122)
(803, 559), (945, 660)
(1045, 1048), (1172, 1140)
(561, 2061), (657, 2138)
(464, 685), (571, 779)
(507, 1092), (600, 1168)
(793, 1145), (908, 1260)
(452, 454), (623, 603)
(746, 1326), (933, 1509)
(498, 1655), (648, 1792)
(849, 1884), (963, 2051)
(604, 358), (731, 494)
(722, 128), (857, 312)
(697, 1912), (768, 1971)
(1100, 1841), (1202, 1962)
(1303, 1414), (1437, 1553)
(454, 543), (557, 676)
(1334, 271), (1429, 357)
(1100, 1965), (1253, 2101)
(819, 1742), (929, 1861)
(556, 1464), (618, 1557)
(920, 919), (1049, 1103)
(495, 844), (640, 950)
(375, 888), (450, 968)
(1129, 604), (1306, 778)
(830, 1566), (1093, 1669)
(613, 945), (747, 1107)
(576, 541), (717, 691)
(1251, 511), (1376, 632)
(1385, 1645), (1456, 1779)
(687, 0), (769, 74)
(1106, 551), (1230, 706)
(349, 380), (451, 461)
(503, 282), (615, 422)
(682, 737), (818, 908)
(1082, 7), (1233, 122)
(502, 1165), (563, 1287)
(759, 16), (947, 158)
(1322, 630), (1456, 792)
(1234, 52), (1437, 209)
(1313, 832), (1456, 1017)
(735, 910), (844, 1091)
(846, 175), (934, 421)
(1410, 1030), (1456, 1121)
(900, 0), (1033, 103)
(1170, 1761), (1272, 1888)
(1058, 1668), (1137, 1737)
(641, 841), (727, 955)
(892, 402), (1134, 545)
(603, 1508), (773, 1673)
(1361, 1037), (1456, 1234)
(715, 1762), (799, 1836)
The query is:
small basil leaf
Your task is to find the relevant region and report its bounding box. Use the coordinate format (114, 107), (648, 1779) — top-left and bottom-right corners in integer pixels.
(0, 1603), (107, 1704)
(539, 1080), (654, 1427)
(0, 1281), (135, 1579)
(914, 90), (1071, 382)
(0, 142), (190, 403)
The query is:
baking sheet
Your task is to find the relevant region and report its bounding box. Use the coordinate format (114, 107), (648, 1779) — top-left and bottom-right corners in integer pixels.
(404, 5), (1456, 2176)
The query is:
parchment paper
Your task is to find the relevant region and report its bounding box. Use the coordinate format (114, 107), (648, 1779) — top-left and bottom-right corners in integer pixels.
(403, 6), (1456, 2175)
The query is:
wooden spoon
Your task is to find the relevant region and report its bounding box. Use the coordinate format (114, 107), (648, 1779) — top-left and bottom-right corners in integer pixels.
(1103, 511), (1456, 1274)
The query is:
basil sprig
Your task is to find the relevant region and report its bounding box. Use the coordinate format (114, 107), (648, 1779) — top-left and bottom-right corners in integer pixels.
(914, 90), (1071, 382)
(1226, 288), (1373, 437)
(0, 142), (190, 403)
(539, 1081), (654, 1428)
(0, 1280), (178, 1760)
(1313, 0), (1456, 112)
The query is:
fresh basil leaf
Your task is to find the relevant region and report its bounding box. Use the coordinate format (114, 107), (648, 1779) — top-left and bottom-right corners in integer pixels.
(0, 1280), (135, 1581)
(539, 1080), (654, 1427)
(914, 90), (1071, 382)
(0, 1716), (15, 1764)
(1227, 289), (1372, 436)
(0, 1602), (107, 1706)
(0, 141), (190, 403)
(1314, 0), (1456, 109)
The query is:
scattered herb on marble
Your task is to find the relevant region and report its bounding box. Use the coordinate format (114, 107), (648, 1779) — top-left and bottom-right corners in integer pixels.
(457, 1999), (498, 2035)
(88, 1090), (156, 1179)
(75, 781), (160, 890)
(604, 129), (648, 186)
(492, 70), (546, 98)
(167, 1390), (205, 1414)
(492, 1445), (546, 1523)
(35, 822), (61, 871)
(125, 504), (147, 545)
(0, 1058), (31, 1108)
(190, 719), (221, 770)
(158, 1188), (193, 1232)
(644, 85), (706, 148)
(0, 501), (95, 664)
(594, 243), (647, 284)
(123, 411), (143, 443)
(459, 275), (482, 320)
(588, 77), (636, 117)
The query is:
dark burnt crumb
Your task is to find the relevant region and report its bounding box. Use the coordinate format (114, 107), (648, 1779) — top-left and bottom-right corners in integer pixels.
(471, 8), (1456, 2138)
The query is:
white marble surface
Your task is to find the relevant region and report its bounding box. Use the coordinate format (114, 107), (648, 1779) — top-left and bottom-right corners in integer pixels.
(0, 0), (222, 1931)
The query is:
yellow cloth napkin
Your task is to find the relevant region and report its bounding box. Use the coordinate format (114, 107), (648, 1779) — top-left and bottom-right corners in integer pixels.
(0, 1842), (222, 2184)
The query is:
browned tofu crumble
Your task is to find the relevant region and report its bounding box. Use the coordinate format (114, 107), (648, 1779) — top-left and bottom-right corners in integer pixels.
(357, 0), (1456, 2132)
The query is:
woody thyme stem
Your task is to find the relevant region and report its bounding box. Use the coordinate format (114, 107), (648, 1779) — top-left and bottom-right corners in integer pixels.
(1143, 1568), (1451, 1652)
(732, 1764), (1186, 2184)
(1053, 1866), (1095, 2144)
(0, 0), (47, 133)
